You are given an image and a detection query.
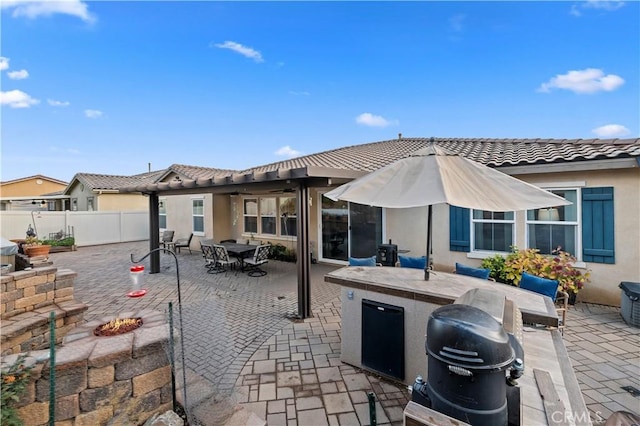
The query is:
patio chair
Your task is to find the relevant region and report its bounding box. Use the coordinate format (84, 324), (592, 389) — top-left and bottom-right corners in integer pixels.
(201, 243), (217, 273)
(243, 244), (271, 277)
(519, 272), (568, 333)
(348, 256), (379, 267)
(211, 244), (239, 274)
(160, 230), (175, 249)
(454, 262), (492, 280)
(396, 255), (426, 269)
(173, 233), (193, 254)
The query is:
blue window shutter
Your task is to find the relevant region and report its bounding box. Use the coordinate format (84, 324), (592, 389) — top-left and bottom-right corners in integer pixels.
(582, 187), (615, 264)
(449, 205), (470, 252)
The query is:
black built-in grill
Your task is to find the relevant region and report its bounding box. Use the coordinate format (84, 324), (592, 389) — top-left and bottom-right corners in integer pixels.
(412, 289), (524, 426)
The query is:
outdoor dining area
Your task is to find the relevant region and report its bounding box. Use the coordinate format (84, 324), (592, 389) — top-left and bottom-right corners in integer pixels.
(200, 239), (271, 276)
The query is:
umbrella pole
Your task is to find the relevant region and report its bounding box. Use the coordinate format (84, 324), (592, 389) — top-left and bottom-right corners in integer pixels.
(424, 205), (432, 280)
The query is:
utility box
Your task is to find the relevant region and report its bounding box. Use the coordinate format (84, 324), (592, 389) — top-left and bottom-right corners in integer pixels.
(619, 282), (640, 328)
(377, 243), (398, 267)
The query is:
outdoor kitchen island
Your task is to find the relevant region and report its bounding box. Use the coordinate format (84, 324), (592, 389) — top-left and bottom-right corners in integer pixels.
(325, 266), (591, 426)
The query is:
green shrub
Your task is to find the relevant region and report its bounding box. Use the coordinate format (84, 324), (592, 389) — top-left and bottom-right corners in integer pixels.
(1, 354), (34, 426)
(482, 247), (590, 294)
(480, 254), (509, 284)
(268, 244), (296, 262)
(41, 237), (75, 247)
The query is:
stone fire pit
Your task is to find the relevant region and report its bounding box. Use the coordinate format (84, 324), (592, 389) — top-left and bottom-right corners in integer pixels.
(9, 308), (174, 425)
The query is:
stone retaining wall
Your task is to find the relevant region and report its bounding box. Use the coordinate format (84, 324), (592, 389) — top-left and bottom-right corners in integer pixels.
(2, 309), (173, 425)
(1, 267), (88, 355)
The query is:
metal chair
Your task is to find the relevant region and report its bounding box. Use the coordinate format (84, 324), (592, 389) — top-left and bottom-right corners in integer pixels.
(243, 244), (271, 277)
(211, 244), (239, 273)
(201, 243), (217, 273)
(160, 230), (174, 249)
(173, 233), (193, 254)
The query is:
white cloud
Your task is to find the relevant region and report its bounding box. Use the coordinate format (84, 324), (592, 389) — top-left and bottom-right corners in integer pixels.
(0, 89), (40, 108)
(84, 109), (102, 118)
(570, 0), (624, 16)
(449, 14), (466, 32)
(50, 146), (80, 155)
(537, 68), (624, 94)
(288, 90), (310, 96)
(1, 0), (96, 23)
(355, 112), (397, 128)
(0, 57), (9, 71)
(7, 69), (28, 80)
(213, 41), (264, 63)
(592, 124), (630, 137)
(47, 99), (70, 107)
(275, 145), (302, 158)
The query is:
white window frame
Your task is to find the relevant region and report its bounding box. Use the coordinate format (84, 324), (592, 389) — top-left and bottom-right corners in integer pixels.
(279, 196), (297, 237)
(260, 197), (277, 236)
(192, 197), (205, 236)
(241, 196), (299, 240)
(159, 198), (167, 230)
(243, 198), (258, 234)
(525, 186), (582, 260)
(471, 210), (515, 254)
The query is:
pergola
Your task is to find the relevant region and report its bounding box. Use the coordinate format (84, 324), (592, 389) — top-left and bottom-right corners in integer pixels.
(120, 166), (364, 318)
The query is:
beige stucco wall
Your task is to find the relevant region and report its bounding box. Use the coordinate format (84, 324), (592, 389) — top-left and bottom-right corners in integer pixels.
(0, 177), (66, 198)
(99, 193), (149, 211)
(391, 168), (640, 306)
(162, 193), (214, 248)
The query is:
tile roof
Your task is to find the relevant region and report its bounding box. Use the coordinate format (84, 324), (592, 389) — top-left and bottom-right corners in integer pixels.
(156, 164), (238, 182)
(243, 137), (640, 173)
(71, 170), (165, 191)
(0, 174), (68, 186)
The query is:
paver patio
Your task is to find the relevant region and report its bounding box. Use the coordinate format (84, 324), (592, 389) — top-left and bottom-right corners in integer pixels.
(48, 241), (639, 425)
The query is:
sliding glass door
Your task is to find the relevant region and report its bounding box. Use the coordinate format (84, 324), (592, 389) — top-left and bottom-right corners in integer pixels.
(319, 194), (383, 262)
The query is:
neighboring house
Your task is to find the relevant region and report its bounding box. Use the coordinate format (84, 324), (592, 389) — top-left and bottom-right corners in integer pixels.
(0, 175), (69, 211)
(64, 171), (164, 211)
(153, 164), (239, 244)
(121, 137), (640, 307)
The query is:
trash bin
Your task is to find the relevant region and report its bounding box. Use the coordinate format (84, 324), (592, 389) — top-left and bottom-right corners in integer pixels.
(376, 242), (397, 267)
(619, 282), (640, 328)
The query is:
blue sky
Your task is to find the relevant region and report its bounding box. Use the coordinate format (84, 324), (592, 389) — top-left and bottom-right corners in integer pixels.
(1, 1), (638, 183)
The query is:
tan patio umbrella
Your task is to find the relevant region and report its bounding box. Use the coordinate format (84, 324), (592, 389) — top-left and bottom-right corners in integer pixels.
(325, 143), (571, 280)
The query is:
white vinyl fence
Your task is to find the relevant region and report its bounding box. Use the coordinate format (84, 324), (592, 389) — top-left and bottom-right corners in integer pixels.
(0, 211), (150, 246)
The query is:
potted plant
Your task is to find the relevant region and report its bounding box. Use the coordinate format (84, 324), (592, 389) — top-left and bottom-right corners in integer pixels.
(22, 236), (51, 258)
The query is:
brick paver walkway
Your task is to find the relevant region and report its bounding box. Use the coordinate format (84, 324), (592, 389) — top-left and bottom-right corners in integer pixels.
(49, 242), (639, 425)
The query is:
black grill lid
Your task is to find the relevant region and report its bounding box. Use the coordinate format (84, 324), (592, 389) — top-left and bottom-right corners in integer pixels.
(426, 304), (514, 371)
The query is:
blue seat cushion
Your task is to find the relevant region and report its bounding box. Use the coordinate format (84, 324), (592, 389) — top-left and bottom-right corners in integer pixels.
(519, 272), (559, 301)
(349, 256), (377, 267)
(455, 263), (491, 280)
(398, 255), (426, 269)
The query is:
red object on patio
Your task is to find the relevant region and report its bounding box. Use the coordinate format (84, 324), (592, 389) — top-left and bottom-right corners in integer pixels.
(128, 265), (147, 298)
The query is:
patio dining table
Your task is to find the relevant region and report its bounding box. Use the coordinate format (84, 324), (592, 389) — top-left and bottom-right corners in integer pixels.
(220, 242), (258, 271)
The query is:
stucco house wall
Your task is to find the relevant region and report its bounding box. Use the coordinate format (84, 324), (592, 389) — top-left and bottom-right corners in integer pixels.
(0, 176), (66, 198)
(389, 168), (640, 306)
(98, 193), (149, 211)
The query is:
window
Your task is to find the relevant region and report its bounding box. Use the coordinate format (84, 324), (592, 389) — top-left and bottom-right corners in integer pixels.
(71, 198), (78, 211)
(159, 199), (167, 229)
(472, 210), (514, 252)
(526, 189), (578, 256)
(243, 196), (298, 238)
(192, 198), (204, 235)
(244, 199), (258, 233)
(450, 186), (614, 264)
(260, 197), (277, 235)
(87, 197), (94, 211)
(280, 197), (297, 236)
